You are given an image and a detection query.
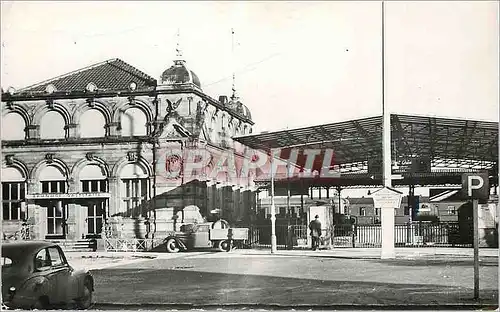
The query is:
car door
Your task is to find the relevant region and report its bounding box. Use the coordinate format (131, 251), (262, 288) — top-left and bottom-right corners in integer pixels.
(192, 224), (212, 248)
(46, 246), (72, 304)
(33, 248), (58, 302)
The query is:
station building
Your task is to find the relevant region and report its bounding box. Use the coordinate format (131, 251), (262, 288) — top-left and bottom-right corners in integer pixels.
(1, 53), (258, 242)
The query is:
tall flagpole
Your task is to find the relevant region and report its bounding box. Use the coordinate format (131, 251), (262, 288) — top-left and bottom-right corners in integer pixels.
(380, 0), (396, 260)
(231, 28), (238, 100)
(382, 0), (391, 189)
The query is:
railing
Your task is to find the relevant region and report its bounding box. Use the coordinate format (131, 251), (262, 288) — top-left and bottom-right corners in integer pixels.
(10, 221), (494, 251)
(246, 222), (496, 249)
(246, 224), (291, 249)
(104, 238), (165, 252)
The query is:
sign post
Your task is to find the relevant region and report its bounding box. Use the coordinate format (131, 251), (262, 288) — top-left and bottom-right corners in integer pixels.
(472, 198), (479, 300)
(462, 173), (490, 301)
(372, 186), (403, 259)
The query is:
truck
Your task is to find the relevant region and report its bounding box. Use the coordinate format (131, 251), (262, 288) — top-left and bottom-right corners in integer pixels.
(163, 219), (249, 252)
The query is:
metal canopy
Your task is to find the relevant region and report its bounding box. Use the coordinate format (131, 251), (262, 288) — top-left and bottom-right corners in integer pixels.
(392, 114), (498, 167)
(237, 116), (383, 165)
(233, 114), (498, 179)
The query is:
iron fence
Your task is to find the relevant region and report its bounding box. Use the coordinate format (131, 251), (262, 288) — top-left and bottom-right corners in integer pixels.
(103, 238), (164, 252)
(246, 222), (492, 249)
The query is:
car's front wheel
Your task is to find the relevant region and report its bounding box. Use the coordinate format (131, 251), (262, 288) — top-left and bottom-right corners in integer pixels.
(217, 240), (231, 252)
(165, 238), (180, 253)
(76, 282), (93, 310)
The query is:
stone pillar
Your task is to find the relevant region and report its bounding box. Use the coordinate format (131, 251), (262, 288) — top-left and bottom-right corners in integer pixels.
(107, 122), (121, 137)
(27, 179), (39, 194)
(26, 202), (38, 239)
(372, 187), (402, 260)
(66, 123), (78, 139)
(66, 203), (78, 240)
(67, 178), (78, 193)
(26, 125), (39, 140)
(80, 204), (88, 239)
(380, 205), (395, 259)
(37, 205), (48, 240)
(108, 177), (119, 217)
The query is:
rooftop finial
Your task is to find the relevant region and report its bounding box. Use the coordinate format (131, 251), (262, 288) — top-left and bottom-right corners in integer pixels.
(175, 28), (184, 64)
(231, 28), (238, 100)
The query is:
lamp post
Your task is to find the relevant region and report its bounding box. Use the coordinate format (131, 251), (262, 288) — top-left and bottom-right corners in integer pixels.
(382, 0), (390, 190)
(270, 149), (277, 253)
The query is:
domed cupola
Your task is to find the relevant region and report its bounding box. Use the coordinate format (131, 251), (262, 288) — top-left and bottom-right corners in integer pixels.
(160, 60), (202, 90)
(227, 85), (252, 121)
(159, 33), (202, 90)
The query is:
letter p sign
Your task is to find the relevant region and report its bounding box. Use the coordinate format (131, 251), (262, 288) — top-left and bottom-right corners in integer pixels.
(462, 173), (489, 201)
(467, 176), (483, 197)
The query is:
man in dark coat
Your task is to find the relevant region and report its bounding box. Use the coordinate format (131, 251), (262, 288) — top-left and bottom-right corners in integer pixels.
(309, 215), (322, 251)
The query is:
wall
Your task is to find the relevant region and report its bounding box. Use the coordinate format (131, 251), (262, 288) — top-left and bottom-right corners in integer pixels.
(1, 88), (256, 240)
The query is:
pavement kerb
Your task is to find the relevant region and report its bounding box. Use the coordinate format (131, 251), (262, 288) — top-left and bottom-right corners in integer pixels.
(64, 248), (498, 262)
(92, 303), (499, 310)
(231, 248), (499, 260)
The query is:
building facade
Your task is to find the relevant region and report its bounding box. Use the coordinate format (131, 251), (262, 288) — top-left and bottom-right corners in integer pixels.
(1, 54), (258, 242)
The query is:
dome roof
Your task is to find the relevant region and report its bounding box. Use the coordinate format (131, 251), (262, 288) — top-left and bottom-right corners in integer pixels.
(228, 96), (252, 121)
(160, 60), (201, 89)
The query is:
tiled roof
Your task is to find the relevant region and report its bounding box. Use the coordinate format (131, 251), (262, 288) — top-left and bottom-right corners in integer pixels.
(347, 197), (374, 205)
(19, 58), (157, 93)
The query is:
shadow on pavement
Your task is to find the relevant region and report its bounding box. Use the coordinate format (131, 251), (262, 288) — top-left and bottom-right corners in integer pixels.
(93, 268), (498, 308)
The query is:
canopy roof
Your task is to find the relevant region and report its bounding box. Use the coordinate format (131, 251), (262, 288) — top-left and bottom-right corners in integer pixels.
(233, 113), (498, 187)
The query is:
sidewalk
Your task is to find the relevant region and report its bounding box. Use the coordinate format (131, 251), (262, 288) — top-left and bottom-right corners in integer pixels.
(66, 251), (156, 271)
(234, 247), (500, 260)
(65, 247), (499, 270)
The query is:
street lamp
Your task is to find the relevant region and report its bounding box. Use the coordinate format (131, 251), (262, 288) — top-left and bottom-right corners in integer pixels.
(270, 149), (277, 253)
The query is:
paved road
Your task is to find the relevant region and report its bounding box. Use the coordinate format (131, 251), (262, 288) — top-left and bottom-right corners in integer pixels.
(89, 252), (498, 309)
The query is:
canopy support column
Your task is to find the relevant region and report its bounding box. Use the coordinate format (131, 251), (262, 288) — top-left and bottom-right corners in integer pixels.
(270, 149), (277, 254)
(336, 186), (342, 215)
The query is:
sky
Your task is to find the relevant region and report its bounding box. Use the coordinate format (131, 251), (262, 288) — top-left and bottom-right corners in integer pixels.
(2, 1), (498, 134)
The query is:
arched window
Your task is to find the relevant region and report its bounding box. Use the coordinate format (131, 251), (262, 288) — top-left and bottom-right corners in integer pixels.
(39, 166), (66, 193)
(80, 109), (106, 138)
(121, 108), (147, 137)
(80, 164), (107, 192)
(39, 165), (67, 236)
(79, 164), (107, 236)
(2, 167), (26, 220)
(2, 112), (26, 140)
(119, 163), (149, 217)
(40, 111), (66, 139)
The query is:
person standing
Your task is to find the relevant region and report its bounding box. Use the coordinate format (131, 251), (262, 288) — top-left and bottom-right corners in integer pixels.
(309, 215), (322, 251)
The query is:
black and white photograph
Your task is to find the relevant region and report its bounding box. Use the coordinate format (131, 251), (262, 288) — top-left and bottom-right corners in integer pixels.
(1, 1), (498, 311)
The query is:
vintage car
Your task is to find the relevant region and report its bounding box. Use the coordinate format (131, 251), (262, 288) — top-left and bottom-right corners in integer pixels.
(164, 220), (249, 253)
(1, 240), (94, 310)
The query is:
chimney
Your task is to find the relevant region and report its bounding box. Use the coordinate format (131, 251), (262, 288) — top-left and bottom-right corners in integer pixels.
(219, 95), (228, 106)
